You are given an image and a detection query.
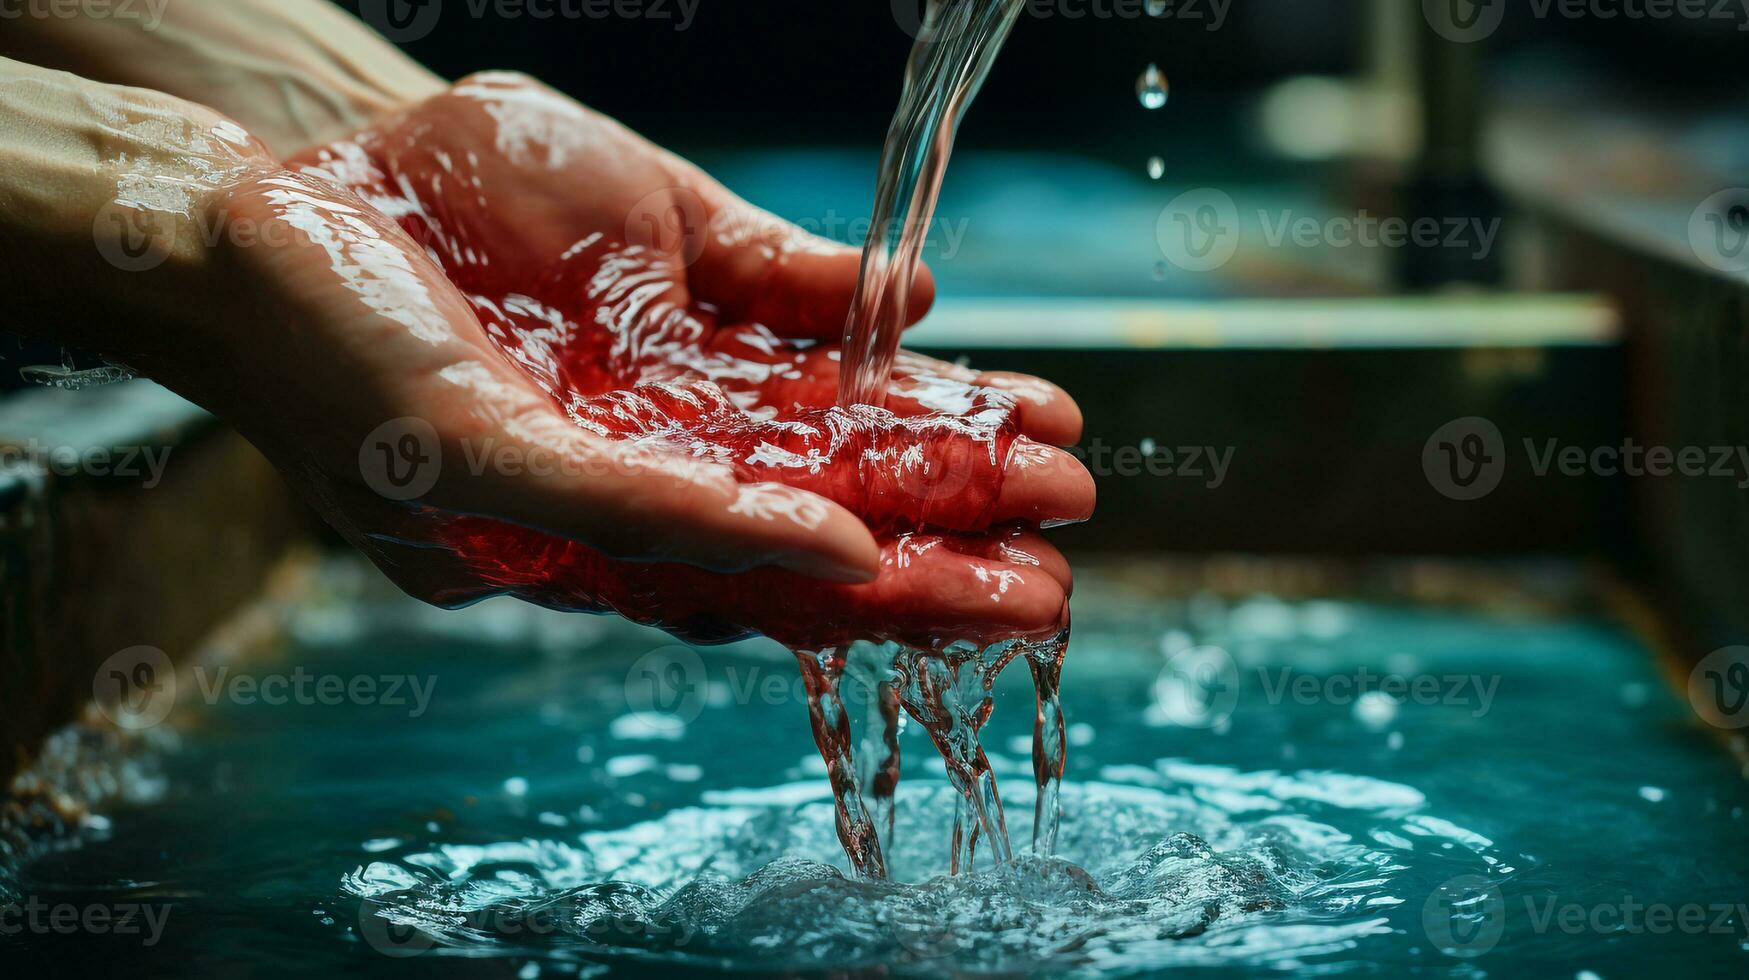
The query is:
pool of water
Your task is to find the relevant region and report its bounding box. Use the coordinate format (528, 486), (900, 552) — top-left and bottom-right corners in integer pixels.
(5, 560), (1747, 977)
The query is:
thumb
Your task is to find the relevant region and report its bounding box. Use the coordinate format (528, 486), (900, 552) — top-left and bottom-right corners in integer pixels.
(685, 177), (936, 339)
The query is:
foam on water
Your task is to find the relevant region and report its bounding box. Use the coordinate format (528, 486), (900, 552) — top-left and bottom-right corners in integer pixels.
(343, 765), (1465, 974)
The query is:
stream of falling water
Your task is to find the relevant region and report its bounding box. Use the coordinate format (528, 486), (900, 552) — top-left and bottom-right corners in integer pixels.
(795, 632), (1067, 879)
(836, 0), (1025, 410)
(809, 0), (1067, 881)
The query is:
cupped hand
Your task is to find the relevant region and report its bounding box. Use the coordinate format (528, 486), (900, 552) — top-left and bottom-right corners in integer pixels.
(206, 73), (1092, 646)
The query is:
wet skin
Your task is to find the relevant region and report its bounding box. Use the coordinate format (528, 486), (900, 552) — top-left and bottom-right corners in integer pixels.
(1, 60), (1091, 648)
(264, 74), (1094, 646)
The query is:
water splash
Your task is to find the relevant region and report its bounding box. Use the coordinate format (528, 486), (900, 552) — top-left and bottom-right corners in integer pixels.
(339, 765), (1485, 973)
(795, 631), (1069, 879)
(837, 0), (1026, 409)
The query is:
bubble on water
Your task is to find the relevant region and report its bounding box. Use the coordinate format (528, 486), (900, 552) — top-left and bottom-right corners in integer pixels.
(1147, 156), (1166, 179)
(502, 777), (529, 797)
(1639, 786), (1667, 803)
(1137, 65), (1169, 110)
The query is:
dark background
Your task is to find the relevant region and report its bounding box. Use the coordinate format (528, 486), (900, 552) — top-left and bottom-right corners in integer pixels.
(335, 0), (1746, 152)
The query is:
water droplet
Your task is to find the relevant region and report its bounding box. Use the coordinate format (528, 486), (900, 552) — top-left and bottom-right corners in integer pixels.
(1152, 261), (1169, 281)
(1147, 0), (1168, 14)
(1147, 156), (1166, 180)
(1137, 65), (1169, 110)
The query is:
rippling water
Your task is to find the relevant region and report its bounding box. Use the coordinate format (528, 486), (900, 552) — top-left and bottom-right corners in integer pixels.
(6, 561), (1748, 977)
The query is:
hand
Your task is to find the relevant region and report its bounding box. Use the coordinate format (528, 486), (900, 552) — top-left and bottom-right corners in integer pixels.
(227, 74), (1092, 646)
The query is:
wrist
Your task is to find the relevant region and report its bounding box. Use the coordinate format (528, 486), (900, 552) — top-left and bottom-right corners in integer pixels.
(0, 62), (279, 371)
(7, 0), (445, 155)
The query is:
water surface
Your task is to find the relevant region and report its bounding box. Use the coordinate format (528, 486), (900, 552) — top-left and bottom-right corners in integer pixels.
(5, 561), (1747, 977)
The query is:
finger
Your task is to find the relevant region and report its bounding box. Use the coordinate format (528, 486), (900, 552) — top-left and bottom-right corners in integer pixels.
(686, 182), (936, 340)
(391, 369), (882, 583)
(455, 445), (881, 583)
(704, 330), (1082, 446)
(892, 353), (1084, 446)
(850, 534), (1071, 639)
(941, 529), (1074, 598)
(988, 439), (1097, 528)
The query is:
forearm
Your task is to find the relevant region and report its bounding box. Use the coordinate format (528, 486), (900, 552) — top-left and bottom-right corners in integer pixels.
(0, 0), (443, 154)
(0, 57), (274, 371)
